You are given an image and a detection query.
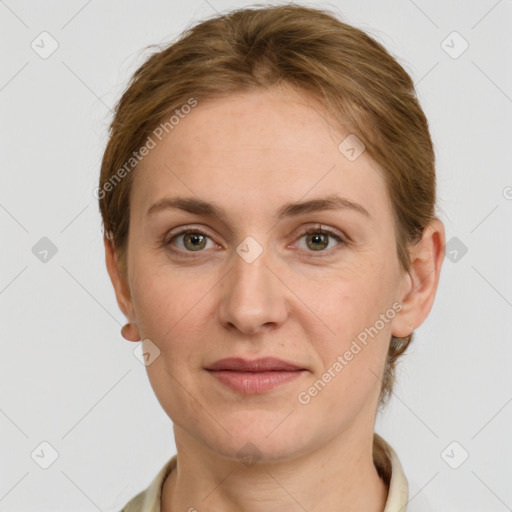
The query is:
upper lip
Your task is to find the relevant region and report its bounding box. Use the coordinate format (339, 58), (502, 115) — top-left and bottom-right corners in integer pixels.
(206, 357), (305, 372)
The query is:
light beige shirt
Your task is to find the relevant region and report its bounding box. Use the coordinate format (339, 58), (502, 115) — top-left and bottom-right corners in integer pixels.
(121, 432), (409, 512)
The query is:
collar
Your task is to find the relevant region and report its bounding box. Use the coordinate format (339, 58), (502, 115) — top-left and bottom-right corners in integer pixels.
(122, 432), (409, 512)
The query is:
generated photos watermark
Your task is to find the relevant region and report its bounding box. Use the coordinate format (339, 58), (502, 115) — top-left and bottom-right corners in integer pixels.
(297, 301), (403, 405)
(94, 97), (198, 200)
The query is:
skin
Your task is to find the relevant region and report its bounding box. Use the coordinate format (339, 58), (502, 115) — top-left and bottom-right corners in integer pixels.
(105, 85), (445, 512)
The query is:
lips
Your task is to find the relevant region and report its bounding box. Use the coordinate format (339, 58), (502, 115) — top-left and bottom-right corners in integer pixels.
(206, 357), (304, 372)
(205, 357), (307, 394)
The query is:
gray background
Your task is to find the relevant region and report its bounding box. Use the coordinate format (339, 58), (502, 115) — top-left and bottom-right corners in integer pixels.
(1, 0), (511, 510)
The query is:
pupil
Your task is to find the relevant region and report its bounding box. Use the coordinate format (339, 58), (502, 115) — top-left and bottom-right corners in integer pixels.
(187, 234), (204, 250)
(309, 233), (327, 250)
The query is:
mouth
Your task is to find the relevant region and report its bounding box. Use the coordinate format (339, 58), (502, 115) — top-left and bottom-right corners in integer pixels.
(205, 357), (307, 394)
(206, 369), (306, 394)
(206, 356), (305, 372)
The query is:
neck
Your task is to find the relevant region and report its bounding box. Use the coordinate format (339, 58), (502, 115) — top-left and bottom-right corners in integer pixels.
(161, 426), (389, 512)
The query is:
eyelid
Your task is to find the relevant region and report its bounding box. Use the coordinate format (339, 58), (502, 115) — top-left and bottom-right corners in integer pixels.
(294, 223), (346, 240)
(164, 224), (217, 243)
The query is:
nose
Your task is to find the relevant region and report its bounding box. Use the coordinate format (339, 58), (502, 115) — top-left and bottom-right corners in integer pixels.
(217, 245), (289, 335)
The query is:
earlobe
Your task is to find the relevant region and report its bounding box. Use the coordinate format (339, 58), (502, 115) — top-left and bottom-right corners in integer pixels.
(121, 322), (141, 342)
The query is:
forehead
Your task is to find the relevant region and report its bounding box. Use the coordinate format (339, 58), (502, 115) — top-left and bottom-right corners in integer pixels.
(132, 87), (391, 223)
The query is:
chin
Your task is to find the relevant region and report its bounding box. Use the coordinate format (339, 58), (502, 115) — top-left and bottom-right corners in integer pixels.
(202, 414), (314, 463)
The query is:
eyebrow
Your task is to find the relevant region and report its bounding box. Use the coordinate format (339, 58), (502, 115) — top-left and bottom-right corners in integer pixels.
(146, 194), (371, 221)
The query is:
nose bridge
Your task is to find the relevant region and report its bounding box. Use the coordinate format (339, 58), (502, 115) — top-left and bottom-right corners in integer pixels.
(234, 241), (271, 294)
(218, 236), (287, 333)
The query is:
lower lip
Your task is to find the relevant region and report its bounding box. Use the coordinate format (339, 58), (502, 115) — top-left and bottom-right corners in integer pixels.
(207, 370), (305, 394)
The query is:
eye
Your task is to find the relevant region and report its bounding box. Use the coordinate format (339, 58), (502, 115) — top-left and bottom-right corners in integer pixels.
(164, 224), (346, 257)
(294, 225), (346, 255)
(165, 228), (217, 254)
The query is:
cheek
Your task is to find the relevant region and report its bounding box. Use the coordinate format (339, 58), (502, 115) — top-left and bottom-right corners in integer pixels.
(304, 261), (395, 397)
(314, 261), (393, 335)
(131, 266), (214, 421)
(301, 314), (390, 426)
(130, 251), (191, 329)
(130, 259), (217, 363)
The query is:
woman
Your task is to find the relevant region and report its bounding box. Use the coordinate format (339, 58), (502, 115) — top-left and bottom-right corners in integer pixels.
(98, 4), (445, 511)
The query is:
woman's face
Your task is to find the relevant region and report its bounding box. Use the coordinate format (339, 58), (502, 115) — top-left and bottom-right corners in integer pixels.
(118, 86), (414, 460)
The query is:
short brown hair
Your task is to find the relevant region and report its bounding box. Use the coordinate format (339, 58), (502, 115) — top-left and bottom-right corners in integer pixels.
(99, 4), (438, 408)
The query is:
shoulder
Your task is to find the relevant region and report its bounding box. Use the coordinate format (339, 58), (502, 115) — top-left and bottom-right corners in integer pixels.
(120, 455), (177, 512)
(121, 489), (146, 512)
(374, 432), (409, 512)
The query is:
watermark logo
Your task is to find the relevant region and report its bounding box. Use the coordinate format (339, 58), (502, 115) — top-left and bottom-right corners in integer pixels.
(441, 31), (469, 59)
(237, 442), (263, 468)
(297, 301), (403, 405)
(444, 236), (468, 263)
(133, 339), (161, 366)
(236, 236), (264, 264)
(338, 134), (366, 161)
(32, 237), (58, 263)
(31, 441), (59, 469)
(441, 441), (469, 469)
(94, 97), (198, 200)
(31, 31), (59, 59)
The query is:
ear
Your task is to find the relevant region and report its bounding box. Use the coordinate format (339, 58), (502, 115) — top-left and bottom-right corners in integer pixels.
(104, 236), (140, 341)
(391, 218), (446, 337)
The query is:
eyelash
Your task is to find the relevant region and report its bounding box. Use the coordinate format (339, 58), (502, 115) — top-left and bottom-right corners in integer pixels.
(163, 225), (347, 258)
